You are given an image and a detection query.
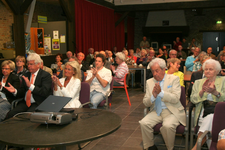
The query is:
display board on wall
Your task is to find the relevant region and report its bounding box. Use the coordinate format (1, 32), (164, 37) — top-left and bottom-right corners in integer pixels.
(31, 21), (67, 54)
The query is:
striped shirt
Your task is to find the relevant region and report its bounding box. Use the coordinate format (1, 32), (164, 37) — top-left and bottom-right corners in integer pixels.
(113, 62), (129, 85)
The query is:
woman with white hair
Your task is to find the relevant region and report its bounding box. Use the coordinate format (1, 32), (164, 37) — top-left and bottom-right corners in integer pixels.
(191, 59), (225, 150)
(136, 49), (147, 65)
(110, 52), (129, 86)
(52, 61), (82, 108)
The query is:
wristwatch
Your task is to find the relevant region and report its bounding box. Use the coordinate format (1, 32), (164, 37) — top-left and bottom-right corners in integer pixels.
(216, 92), (221, 98)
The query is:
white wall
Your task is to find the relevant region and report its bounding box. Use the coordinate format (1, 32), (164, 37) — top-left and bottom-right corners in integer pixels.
(145, 10), (187, 26)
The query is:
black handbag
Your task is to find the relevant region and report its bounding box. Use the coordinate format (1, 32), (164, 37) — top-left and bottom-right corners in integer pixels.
(203, 100), (217, 118)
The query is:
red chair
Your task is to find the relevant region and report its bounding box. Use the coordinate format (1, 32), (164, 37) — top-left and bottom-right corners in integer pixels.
(113, 73), (131, 106)
(144, 86), (189, 150)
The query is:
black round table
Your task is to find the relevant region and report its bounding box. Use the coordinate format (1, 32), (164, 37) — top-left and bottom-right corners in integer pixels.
(0, 108), (121, 149)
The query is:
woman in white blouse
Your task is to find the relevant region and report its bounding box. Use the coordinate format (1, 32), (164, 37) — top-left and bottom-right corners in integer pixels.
(52, 61), (81, 108)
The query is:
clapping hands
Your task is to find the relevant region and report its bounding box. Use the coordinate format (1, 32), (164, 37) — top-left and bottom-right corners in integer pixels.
(200, 79), (217, 97)
(152, 82), (161, 98)
(91, 67), (98, 76)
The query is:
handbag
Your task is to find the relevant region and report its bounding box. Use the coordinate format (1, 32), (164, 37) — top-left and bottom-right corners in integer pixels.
(202, 100), (217, 118)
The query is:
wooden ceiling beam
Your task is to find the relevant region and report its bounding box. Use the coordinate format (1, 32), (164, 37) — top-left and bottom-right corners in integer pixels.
(59, 0), (72, 22)
(115, 11), (129, 27)
(20, 0), (33, 14)
(5, 0), (19, 14)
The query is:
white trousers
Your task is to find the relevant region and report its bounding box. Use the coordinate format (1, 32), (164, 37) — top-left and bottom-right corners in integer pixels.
(139, 109), (180, 150)
(198, 109), (214, 147)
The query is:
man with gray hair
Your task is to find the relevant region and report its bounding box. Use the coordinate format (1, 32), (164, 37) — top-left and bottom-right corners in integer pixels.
(5, 53), (52, 119)
(139, 58), (186, 150)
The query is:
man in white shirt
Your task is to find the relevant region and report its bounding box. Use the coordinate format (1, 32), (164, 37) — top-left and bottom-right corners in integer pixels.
(85, 54), (112, 109)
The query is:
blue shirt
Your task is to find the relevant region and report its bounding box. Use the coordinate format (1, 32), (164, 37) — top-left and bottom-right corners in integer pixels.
(185, 55), (196, 71)
(150, 75), (167, 110)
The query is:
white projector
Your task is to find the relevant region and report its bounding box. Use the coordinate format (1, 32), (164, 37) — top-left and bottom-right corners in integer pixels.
(30, 112), (72, 125)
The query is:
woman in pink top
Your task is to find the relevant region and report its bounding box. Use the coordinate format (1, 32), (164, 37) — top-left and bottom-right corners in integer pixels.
(110, 52), (129, 85)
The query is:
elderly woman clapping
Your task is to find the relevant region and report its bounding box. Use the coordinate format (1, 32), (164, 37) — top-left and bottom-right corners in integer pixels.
(110, 52), (129, 86)
(191, 59), (225, 150)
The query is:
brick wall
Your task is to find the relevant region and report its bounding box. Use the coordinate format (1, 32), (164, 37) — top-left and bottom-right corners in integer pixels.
(0, 2), (65, 49)
(0, 3), (13, 49)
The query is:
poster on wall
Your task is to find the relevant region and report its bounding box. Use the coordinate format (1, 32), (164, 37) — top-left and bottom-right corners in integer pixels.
(52, 39), (60, 50)
(53, 30), (59, 39)
(44, 37), (51, 53)
(60, 35), (66, 43)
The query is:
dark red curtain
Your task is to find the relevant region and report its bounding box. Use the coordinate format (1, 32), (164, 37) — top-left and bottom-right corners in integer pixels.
(75, 0), (115, 56)
(115, 13), (125, 52)
(127, 17), (134, 50)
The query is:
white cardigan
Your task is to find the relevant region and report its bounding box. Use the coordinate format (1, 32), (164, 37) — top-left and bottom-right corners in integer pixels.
(53, 77), (81, 108)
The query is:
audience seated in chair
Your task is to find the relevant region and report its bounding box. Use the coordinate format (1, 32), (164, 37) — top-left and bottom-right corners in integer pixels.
(190, 59), (225, 150)
(128, 49), (137, 63)
(107, 51), (115, 64)
(187, 56), (210, 98)
(139, 58), (186, 150)
(110, 52), (129, 86)
(52, 61), (81, 108)
(51, 53), (65, 77)
(63, 51), (73, 64)
(136, 49), (147, 65)
(85, 54), (112, 109)
(166, 58), (184, 87)
(0, 60), (20, 122)
(13, 55), (28, 81)
(86, 48), (95, 66)
(40, 59), (53, 76)
(192, 51), (207, 72)
(185, 47), (201, 72)
(99, 51), (111, 69)
(4, 53), (52, 119)
(122, 49), (133, 65)
(220, 52), (225, 76)
(207, 47), (217, 60)
(77, 52), (89, 72)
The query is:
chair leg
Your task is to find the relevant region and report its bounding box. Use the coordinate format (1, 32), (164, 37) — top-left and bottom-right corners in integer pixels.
(124, 87), (131, 106)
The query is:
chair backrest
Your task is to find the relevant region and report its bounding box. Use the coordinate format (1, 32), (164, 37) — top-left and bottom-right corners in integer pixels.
(211, 102), (225, 143)
(180, 86), (186, 108)
(110, 78), (114, 91)
(79, 82), (90, 108)
(124, 73), (129, 86)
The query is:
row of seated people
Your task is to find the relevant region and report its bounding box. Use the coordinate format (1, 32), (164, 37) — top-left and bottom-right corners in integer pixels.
(139, 57), (225, 150)
(0, 52), (129, 122)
